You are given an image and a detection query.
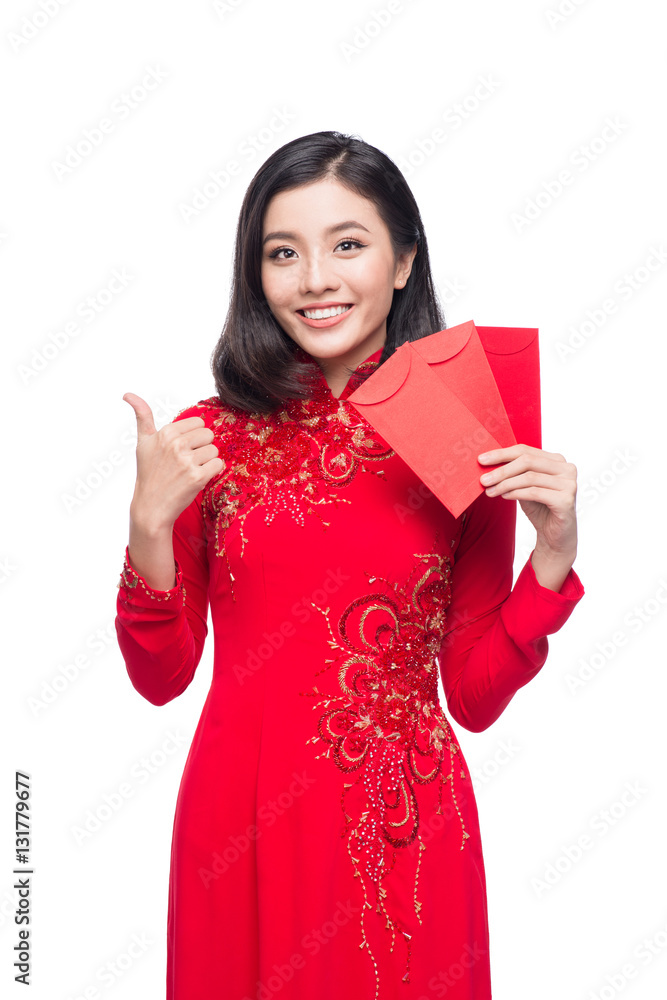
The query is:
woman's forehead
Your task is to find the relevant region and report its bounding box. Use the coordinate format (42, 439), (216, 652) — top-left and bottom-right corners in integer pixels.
(262, 180), (382, 236)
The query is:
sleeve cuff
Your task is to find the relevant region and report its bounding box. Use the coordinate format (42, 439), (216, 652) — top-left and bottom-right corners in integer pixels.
(500, 552), (584, 649)
(117, 545), (185, 609)
(523, 551), (585, 602)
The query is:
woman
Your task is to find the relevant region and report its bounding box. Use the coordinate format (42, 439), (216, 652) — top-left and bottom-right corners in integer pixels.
(116, 130), (584, 1000)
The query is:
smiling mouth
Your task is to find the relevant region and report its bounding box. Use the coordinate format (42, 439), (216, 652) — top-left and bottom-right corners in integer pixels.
(298, 304), (353, 320)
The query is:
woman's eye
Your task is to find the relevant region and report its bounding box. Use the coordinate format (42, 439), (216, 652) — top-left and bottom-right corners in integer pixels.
(267, 239), (366, 260)
(336, 239), (365, 252)
(268, 247), (297, 260)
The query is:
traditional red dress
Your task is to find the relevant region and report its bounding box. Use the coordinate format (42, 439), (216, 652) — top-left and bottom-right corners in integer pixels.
(115, 345), (584, 1000)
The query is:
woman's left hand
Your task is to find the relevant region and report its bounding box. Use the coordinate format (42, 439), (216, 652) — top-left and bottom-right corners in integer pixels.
(477, 444), (578, 562)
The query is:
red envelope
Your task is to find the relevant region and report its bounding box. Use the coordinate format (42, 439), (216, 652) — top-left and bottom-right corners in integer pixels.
(348, 321), (520, 518)
(476, 325), (541, 448)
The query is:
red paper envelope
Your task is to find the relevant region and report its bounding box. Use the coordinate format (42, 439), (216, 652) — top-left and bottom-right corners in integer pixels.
(410, 321), (518, 446)
(348, 321), (519, 518)
(476, 325), (541, 448)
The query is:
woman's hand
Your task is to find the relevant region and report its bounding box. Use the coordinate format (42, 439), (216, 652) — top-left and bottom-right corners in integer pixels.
(124, 393), (224, 532)
(477, 444), (578, 592)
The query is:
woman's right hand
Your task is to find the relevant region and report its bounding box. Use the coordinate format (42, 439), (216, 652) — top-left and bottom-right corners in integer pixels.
(124, 393), (224, 532)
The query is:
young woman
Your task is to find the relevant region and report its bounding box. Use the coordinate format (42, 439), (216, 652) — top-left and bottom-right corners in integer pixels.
(116, 130), (584, 1000)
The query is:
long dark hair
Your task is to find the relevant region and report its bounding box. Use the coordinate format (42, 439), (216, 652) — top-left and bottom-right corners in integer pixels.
(211, 130), (446, 414)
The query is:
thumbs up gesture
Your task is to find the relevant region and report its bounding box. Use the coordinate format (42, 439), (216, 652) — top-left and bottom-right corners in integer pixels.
(124, 393), (224, 532)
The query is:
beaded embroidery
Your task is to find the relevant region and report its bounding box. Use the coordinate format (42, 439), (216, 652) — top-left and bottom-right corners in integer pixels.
(299, 546), (470, 998)
(117, 548), (185, 604)
(187, 359), (394, 599)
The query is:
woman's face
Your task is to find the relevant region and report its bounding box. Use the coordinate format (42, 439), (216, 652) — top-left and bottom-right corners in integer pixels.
(260, 177), (416, 378)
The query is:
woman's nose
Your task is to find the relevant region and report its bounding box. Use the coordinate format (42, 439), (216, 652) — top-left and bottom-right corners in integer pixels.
(298, 255), (339, 295)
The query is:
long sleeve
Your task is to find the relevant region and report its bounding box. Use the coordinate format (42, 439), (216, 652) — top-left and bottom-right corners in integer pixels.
(438, 490), (584, 733)
(115, 409), (211, 707)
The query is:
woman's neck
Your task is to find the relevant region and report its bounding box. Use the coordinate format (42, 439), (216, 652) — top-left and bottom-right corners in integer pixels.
(312, 343), (385, 398)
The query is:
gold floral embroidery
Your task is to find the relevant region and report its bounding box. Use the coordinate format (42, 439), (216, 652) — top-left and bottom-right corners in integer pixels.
(299, 545), (469, 998)
(117, 548), (185, 604)
(189, 369), (394, 599)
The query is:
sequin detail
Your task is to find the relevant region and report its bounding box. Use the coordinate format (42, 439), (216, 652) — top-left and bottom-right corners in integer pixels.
(187, 361), (393, 599)
(299, 548), (470, 997)
(117, 547), (185, 604)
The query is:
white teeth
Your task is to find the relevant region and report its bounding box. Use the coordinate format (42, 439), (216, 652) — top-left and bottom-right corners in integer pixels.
(302, 304), (352, 320)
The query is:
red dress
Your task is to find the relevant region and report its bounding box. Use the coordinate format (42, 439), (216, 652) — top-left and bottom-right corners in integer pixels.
(115, 345), (584, 1000)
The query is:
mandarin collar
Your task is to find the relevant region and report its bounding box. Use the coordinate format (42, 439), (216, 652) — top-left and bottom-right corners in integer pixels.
(293, 345), (384, 401)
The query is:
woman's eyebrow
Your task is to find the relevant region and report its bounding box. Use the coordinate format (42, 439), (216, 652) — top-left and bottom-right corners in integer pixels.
(262, 220), (371, 245)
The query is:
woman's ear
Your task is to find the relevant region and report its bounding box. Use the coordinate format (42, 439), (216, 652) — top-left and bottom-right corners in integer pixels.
(395, 242), (418, 287)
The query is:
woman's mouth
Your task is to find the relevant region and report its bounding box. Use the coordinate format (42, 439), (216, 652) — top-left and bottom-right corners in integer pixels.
(296, 304), (354, 328)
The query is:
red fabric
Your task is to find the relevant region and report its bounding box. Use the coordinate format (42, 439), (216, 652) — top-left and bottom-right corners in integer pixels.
(115, 346), (584, 1000)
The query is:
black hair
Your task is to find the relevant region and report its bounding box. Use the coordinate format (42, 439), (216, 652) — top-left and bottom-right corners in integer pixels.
(211, 130), (446, 413)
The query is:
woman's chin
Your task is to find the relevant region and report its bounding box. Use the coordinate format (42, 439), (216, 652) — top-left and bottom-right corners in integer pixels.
(288, 331), (359, 361)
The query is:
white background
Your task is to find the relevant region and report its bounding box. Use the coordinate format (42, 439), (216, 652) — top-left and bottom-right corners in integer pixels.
(2, 1), (666, 998)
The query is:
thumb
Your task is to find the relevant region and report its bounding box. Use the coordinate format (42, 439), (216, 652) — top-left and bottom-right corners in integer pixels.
(123, 392), (157, 438)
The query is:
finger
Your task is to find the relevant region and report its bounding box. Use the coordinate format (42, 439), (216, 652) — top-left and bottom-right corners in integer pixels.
(201, 456), (225, 482)
(172, 415), (207, 433)
(486, 471), (577, 498)
(174, 423), (217, 450)
(492, 485), (577, 507)
(192, 442), (222, 467)
(477, 444), (566, 464)
(123, 393), (156, 438)
(481, 454), (576, 484)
